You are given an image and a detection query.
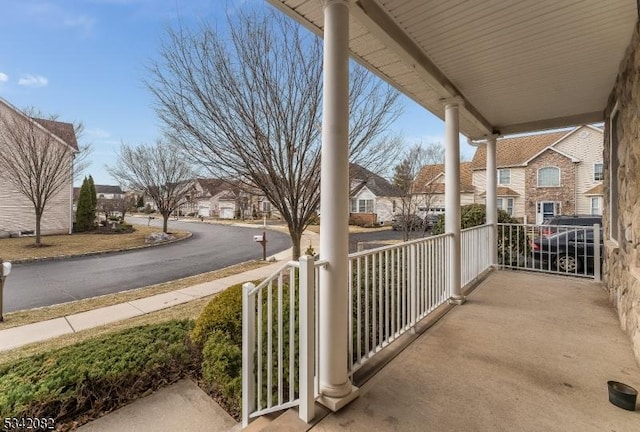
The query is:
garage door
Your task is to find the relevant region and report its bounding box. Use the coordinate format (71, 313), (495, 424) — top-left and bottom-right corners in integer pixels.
(220, 207), (234, 219)
(198, 205), (210, 217)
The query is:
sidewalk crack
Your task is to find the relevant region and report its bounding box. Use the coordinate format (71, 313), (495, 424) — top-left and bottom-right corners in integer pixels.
(64, 316), (76, 333)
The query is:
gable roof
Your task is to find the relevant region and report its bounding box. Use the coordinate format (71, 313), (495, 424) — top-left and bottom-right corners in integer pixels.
(349, 163), (401, 197)
(414, 162), (475, 193)
(0, 98), (79, 152)
(32, 118), (79, 151)
(471, 131), (568, 170)
(95, 185), (124, 194)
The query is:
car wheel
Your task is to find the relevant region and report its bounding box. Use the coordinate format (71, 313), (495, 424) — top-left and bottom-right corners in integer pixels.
(556, 254), (582, 273)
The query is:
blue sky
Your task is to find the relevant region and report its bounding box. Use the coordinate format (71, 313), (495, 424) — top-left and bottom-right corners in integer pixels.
(0, 0), (474, 186)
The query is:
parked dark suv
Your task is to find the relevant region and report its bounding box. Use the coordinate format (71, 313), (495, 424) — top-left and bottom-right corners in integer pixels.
(540, 215), (602, 236)
(533, 215), (603, 274)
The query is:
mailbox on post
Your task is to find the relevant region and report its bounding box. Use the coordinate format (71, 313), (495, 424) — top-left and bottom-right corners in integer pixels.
(253, 232), (267, 261)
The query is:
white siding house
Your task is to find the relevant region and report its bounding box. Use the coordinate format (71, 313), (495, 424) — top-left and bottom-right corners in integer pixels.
(349, 164), (401, 225)
(0, 99), (77, 236)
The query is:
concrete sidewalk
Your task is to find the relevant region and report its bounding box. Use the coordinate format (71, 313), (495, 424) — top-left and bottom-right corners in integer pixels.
(0, 229), (317, 352)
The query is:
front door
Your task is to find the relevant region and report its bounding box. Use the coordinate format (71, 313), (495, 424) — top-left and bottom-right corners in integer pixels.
(536, 201), (558, 224)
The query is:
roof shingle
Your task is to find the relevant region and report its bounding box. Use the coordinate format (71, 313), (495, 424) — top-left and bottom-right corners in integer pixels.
(471, 131), (567, 170)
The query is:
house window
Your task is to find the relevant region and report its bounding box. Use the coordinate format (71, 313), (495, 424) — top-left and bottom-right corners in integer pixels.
(610, 107), (620, 242)
(594, 163), (603, 181)
(261, 201), (271, 212)
(498, 169), (511, 185)
(497, 198), (514, 216)
(537, 166), (560, 187)
(358, 199), (374, 213)
(350, 198), (373, 213)
(591, 197), (601, 215)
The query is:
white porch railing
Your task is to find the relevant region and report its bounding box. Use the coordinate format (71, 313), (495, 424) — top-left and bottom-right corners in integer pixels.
(242, 256), (325, 427)
(497, 223), (601, 280)
(348, 233), (452, 374)
(242, 226), (498, 426)
(461, 224), (493, 287)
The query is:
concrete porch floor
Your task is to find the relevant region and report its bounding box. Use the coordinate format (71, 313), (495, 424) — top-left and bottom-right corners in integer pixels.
(311, 270), (640, 431)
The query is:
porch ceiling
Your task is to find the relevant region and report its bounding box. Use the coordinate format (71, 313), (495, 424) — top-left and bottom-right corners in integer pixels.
(268, 0), (637, 137)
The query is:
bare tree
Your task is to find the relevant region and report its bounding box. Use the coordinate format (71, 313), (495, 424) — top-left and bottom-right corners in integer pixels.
(107, 141), (194, 233)
(147, 8), (401, 258)
(0, 104), (89, 246)
(392, 142), (445, 241)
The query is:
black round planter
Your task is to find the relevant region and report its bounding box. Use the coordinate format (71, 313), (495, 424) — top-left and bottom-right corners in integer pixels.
(607, 381), (638, 411)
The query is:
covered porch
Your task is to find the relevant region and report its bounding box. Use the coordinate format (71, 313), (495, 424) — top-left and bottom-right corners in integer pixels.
(241, 0), (640, 428)
(268, 270), (640, 431)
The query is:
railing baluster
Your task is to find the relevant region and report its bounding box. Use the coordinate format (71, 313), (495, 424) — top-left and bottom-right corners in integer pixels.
(267, 282), (273, 408)
(277, 275), (283, 406)
(289, 268), (295, 402)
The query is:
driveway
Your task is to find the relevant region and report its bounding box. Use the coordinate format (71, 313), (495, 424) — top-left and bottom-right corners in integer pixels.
(3, 219), (290, 312)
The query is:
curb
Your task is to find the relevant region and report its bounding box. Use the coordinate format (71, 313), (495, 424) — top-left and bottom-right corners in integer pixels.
(10, 232), (194, 265)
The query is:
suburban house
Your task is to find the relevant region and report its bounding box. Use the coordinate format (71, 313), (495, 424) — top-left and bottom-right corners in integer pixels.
(471, 125), (604, 223)
(185, 178), (272, 220)
(349, 163), (401, 226)
(73, 185), (125, 202)
(0, 98), (78, 236)
(412, 161), (475, 216)
(237, 2), (640, 430)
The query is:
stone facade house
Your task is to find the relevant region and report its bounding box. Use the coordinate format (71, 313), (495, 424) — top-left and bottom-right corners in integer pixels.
(349, 163), (401, 226)
(471, 126), (604, 223)
(603, 22), (640, 364)
(0, 98), (78, 236)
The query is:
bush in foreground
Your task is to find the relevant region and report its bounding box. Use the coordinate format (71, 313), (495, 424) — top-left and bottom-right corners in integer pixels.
(0, 320), (197, 429)
(191, 283), (244, 348)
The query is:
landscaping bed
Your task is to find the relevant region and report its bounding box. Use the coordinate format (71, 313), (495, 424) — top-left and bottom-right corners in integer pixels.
(0, 320), (198, 431)
(0, 226), (190, 262)
(0, 280), (266, 427)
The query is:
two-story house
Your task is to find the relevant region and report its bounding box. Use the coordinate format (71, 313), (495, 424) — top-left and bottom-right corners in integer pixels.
(0, 99), (78, 237)
(471, 125), (604, 223)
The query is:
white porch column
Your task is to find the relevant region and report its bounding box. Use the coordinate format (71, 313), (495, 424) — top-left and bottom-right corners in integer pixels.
(444, 99), (465, 304)
(318, 0), (358, 410)
(486, 135), (498, 265)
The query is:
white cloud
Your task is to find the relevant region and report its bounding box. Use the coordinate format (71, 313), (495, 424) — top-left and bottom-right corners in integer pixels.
(0, 72), (8, 82)
(18, 74), (48, 88)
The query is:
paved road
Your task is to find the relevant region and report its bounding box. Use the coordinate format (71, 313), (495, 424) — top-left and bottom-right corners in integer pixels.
(3, 219), (290, 312)
(349, 228), (430, 252)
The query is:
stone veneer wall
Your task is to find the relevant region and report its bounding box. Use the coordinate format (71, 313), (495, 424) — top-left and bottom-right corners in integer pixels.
(603, 22), (640, 364)
(525, 149), (576, 223)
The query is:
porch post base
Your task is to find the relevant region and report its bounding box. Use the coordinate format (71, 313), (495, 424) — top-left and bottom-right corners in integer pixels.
(318, 385), (360, 412)
(449, 295), (467, 305)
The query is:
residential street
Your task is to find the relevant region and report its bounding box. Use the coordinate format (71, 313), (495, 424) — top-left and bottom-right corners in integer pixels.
(3, 219), (291, 312)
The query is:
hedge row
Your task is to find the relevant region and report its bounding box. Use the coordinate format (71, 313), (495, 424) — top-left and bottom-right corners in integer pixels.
(0, 320), (198, 429)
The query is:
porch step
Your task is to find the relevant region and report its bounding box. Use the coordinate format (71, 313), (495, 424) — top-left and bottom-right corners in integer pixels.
(241, 405), (330, 432)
